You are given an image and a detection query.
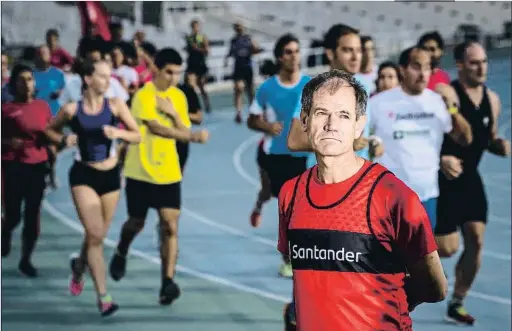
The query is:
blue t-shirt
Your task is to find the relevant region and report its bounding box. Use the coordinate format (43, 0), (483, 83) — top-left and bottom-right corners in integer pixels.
(34, 67), (65, 115)
(292, 74), (372, 168)
(249, 74), (311, 156)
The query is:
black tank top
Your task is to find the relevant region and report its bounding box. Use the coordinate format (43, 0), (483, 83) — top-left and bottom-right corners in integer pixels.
(440, 80), (493, 171)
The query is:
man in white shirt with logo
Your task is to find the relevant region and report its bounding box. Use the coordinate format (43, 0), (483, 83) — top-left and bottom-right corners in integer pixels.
(368, 46), (472, 229)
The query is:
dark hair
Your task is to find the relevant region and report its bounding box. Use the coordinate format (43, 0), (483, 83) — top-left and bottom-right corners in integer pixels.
(46, 29), (59, 40)
(21, 46), (38, 63)
(8, 62), (34, 96)
(140, 41), (158, 58)
(273, 33), (299, 59)
(378, 61), (399, 76)
(361, 35), (373, 46)
(260, 59), (277, 77)
(154, 48), (182, 69)
(417, 31), (445, 50)
(376, 61), (401, 86)
(453, 41), (479, 62)
(300, 69), (368, 119)
(79, 58), (107, 89)
(398, 46), (429, 67)
(109, 22), (123, 32)
(323, 24), (359, 51)
(191, 20), (199, 26)
(80, 38), (106, 59)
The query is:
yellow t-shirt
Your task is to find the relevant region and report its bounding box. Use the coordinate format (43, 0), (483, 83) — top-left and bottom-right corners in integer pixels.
(124, 82), (191, 185)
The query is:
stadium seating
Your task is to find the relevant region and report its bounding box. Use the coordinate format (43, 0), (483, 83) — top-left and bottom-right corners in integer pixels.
(1, 1), (510, 87)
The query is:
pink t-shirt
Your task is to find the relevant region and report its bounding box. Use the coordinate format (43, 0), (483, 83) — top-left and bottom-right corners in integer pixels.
(427, 68), (450, 90)
(135, 61), (152, 85)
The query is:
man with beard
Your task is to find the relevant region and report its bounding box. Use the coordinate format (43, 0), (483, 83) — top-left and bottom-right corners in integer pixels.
(418, 31), (451, 90)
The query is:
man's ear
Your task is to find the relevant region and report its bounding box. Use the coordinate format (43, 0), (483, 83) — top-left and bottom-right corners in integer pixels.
(355, 114), (367, 139)
(300, 112), (308, 132)
(325, 49), (334, 65)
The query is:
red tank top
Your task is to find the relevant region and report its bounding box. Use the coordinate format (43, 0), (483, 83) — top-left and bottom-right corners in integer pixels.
(281, 162), (414, 331)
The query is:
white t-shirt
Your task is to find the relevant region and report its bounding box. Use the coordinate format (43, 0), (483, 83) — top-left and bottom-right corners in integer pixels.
(369, 87), (452, 201)
(113, 65), (139, 87)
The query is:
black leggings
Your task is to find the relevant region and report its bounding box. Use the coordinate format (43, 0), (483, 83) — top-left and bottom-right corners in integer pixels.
(2, 161), (47, 260)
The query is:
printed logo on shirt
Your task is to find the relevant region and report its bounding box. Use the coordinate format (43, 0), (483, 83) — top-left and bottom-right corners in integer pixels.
(483, 116), (489, 126)
(288, 228), (403, 274)
(393, 112), (435, 121)
(393, 129), (431, 140)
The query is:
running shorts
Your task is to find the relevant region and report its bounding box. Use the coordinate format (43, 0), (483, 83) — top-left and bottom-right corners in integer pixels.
(125, 178), (181, 219)
(233, 64), (254, 85)
(256, 139), (267, 169)
(262, 154), (307, 198)
(435, 170), (488, 235)
(69, 162), (121, 196)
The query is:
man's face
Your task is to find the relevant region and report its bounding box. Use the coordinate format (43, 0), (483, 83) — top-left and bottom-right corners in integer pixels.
(400, 49), (431, 94)
(362, 39), (375, 69)
(17, 70), (35, 96)
(458, 43), (488, 86)
(191, 22), (200, 34)
(157, 63), (183, 88)
(326, 33), (362, 74)
(303, 82), (366, 157)
(47, 34), (59, 49)
(278, 41), (301, 73)
(422, 39), (443, 68)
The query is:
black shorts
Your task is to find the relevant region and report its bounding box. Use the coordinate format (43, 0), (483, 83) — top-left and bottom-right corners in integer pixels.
(125, 178), (181, 219)
(187, 62), (208, 78)
(69, 162), (121, 196)
(176, 141), (190, 171)
(233, 65), (254, 85)
(256, 141), (267, 169)
(262, 154), (307, 198)
(435, 171), (488, 235)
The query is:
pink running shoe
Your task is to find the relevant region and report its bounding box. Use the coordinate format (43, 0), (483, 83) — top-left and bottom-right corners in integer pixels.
(98, 294), (119, 317)
(69, 254), (85, 296)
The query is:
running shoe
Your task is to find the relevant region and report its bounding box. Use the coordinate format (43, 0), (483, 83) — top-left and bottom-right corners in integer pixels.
(235, 112), (242, 124)
(283, 301), (297, 331)
(69, 254), (85, 296)
(18, 260), (37, 278)
(159, 278), (181, 306)
(279, 262), (293, 278)
(109, 251), (127, 281)
(445, 302), (476, 326)
(98, 294), (119, 317)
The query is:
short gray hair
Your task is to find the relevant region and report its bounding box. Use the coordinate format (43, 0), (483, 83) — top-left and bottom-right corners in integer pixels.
(300, 69), (368, 119)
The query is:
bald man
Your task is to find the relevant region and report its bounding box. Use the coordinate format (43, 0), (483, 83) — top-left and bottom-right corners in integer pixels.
(436, 41), (510, 325)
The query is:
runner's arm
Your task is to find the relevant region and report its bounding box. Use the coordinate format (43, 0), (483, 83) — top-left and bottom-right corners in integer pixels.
(247, 85), (276, 134)
(287, 99), (314, 152)
(44, 103), (76, 144)
(392, 183), (448, 309)
(436, 84), (473, 146)
(144, 120), (206, 143)
(111, 98), (141, 143)
(202, 36), (210, 56)
(487, 90), (511, 156)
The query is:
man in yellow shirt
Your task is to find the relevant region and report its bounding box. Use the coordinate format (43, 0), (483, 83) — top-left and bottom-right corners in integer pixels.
(109, 48), (209, 306)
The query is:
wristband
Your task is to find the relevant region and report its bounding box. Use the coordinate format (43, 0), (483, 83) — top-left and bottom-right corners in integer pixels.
(448, 106), (459, 115)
